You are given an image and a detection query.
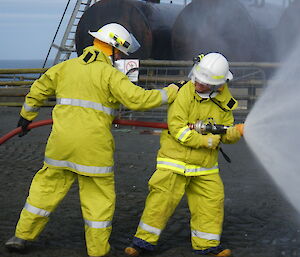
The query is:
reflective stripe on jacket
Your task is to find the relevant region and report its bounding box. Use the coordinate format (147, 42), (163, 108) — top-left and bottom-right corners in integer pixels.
(157, 81), (237, 173)
(20, 46), (177, 177)
(157, 157), (219, 176)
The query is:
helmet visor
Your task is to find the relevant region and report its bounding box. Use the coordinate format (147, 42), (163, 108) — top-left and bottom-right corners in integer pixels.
(194, 77), (214, 89)
(127, 33), (141, 54)
(195, 77), (224, 91)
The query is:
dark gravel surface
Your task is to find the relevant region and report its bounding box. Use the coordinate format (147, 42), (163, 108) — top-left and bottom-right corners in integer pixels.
(1, 106), (300, 257)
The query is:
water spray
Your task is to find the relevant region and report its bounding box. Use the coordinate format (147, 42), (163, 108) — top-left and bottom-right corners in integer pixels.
(241, 34), (300, 215)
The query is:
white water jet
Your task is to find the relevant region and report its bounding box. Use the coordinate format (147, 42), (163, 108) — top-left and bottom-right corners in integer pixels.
(244, 36), (300, 213)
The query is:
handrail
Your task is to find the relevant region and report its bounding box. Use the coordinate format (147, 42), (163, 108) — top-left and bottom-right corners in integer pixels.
(139, 60), (280, 68)
(0, 61), (275, 87)
(0, 68), (48, 74)
(0, 60), (280, 75)
(0, 61), (270, 121)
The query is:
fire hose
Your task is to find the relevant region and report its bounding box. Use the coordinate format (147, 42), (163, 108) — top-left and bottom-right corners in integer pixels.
(0, 119), (244, 145)
(0, 119), (167, 145)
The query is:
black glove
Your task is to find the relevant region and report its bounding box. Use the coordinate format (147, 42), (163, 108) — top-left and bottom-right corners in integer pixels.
(17, 116), (32, 137)
(173, 80), (188, 89)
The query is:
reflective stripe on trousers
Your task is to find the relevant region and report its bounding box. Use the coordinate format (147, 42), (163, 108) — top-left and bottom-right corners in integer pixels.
(191, 229), (220, 241)
(156, 157), (219, 176)
(138, 221), (162, 236)
(56, 98), (117, 116)
(24, 202), (51, 217)
(84, 219), (112, 229)
(44, 156), (113, 175)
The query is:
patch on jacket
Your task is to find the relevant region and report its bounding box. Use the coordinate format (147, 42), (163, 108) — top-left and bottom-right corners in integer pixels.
(83, 51), (99, 63)
(227, 98), (236, 109)
(83, 52), (93, 63)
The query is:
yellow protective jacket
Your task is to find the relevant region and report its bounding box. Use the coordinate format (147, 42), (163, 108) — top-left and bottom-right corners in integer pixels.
(157, 81), (238, 176)
(20, 46), (177, 177)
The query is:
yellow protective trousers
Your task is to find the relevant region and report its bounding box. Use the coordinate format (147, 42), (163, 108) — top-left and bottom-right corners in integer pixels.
(133, 168), (224, 250)
(14, 165), (115, 257)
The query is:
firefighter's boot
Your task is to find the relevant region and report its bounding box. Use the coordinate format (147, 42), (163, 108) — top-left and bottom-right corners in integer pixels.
(124, 244), (144, 257)
(195, 245), (232, 257)
(5, 236), (27, 252)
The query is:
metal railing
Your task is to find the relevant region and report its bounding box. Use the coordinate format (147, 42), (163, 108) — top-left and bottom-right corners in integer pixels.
(0, 61), (278, 122)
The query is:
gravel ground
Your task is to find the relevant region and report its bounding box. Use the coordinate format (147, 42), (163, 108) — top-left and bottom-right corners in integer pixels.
(1, 106), (300, 257)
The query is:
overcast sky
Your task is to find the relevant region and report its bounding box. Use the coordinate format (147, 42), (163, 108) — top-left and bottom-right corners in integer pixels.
(0, 0), (69, 60)
(0, 0), (287, 61)
(0, 0), (191, 61)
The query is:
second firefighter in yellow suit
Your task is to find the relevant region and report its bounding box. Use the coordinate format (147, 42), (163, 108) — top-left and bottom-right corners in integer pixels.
(125, 53), (242, 257)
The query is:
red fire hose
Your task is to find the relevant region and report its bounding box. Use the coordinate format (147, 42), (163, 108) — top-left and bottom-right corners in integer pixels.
(0, 119), (168, 145)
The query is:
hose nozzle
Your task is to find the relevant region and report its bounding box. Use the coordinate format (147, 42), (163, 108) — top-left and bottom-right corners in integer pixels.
(191, 120), (229, 135)
(190, 120), (244, 136)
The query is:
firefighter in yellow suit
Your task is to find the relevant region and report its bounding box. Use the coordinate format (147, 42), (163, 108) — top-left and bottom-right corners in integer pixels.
(5, 23), (178, 257)
(125, 53), (242, 257)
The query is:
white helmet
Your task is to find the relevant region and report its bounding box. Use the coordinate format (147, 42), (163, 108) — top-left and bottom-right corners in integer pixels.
(189, 53), (233, 88)
(88, 23), (141, 55)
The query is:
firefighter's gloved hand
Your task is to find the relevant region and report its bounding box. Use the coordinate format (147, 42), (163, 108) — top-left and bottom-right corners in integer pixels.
(172, 80), (188, 89)
(168, 84), (179, 91)
(224, 126), (241, 143)
(200, 134), (221, 149)
(17, 116), (32, 137)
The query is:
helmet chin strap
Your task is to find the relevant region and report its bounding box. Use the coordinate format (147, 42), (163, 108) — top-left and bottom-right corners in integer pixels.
(111, 47), (115, 67)
(209, 91), (215, 98)
(208, 91), (229, 112)
(196, 90), (218, 99)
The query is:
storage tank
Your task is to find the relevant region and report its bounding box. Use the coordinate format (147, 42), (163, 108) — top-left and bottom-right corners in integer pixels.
(239, 0), (286, 62)
(171, 0), (259, 62)
(275, 0), (300, 61)
(75, 0), (183, 59)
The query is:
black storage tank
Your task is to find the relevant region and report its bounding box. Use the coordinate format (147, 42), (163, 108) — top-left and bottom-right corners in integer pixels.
(171, 0), (259, 61)
(75, 0), (183, 59)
